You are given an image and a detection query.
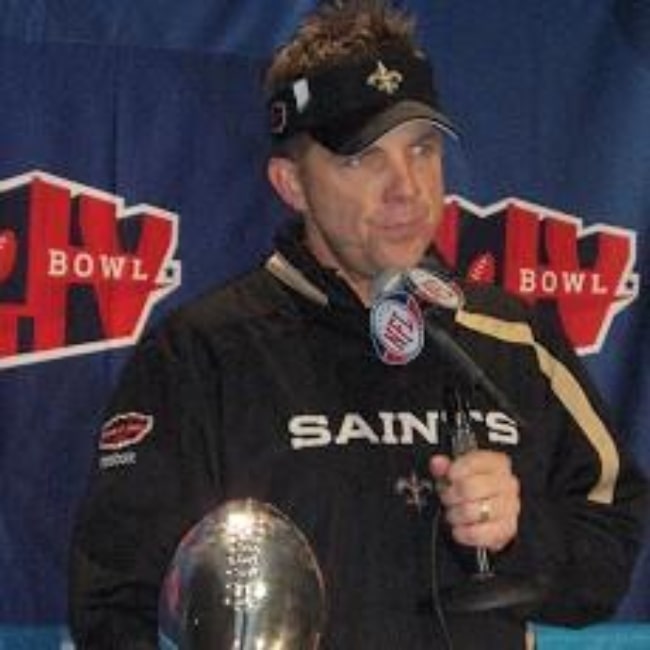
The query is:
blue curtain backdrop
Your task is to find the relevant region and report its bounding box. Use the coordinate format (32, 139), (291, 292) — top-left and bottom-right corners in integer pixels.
(0, 0), (648, 635)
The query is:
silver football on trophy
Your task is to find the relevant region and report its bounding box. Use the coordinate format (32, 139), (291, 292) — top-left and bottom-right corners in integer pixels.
(159, 499), (326, 649)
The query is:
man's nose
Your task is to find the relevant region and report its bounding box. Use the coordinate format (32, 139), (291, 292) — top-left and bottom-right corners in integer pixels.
(385, 155), (419, 201)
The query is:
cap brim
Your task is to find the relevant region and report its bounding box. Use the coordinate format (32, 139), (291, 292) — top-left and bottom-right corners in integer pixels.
(310, 99), (459, 155)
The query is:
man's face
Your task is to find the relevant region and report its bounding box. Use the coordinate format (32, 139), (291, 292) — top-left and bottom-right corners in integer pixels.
(268, 120), (446, 303)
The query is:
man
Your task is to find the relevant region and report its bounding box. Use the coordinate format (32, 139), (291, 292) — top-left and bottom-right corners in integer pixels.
(69, 1), (646, 648)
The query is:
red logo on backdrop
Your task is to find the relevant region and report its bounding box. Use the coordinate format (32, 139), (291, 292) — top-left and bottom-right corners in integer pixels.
(0, 171), (181, 368)
(436, 196), (639, 355)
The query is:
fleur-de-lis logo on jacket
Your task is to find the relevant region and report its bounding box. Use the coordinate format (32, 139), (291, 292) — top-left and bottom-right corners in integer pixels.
(395, 471), (433, 511)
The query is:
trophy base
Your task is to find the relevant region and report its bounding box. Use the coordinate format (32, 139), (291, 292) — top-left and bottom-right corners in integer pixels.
(442, 573), (541, 613)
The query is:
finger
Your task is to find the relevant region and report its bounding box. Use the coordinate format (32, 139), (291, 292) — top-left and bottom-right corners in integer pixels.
(429, 454), (452, 479)
(439, 468), (520, 508)
(438, 473), (501, 506)
(441, 452), (519, 507)
(451, 517), (517, 552)
(445, 450), (512, 482)
(447, 499), (517, 550)
(445, 497), (497, 527)
(429, 454), (453, 492)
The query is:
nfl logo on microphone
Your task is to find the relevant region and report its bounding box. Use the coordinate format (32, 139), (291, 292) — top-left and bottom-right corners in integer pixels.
(370, 291), (424, 365)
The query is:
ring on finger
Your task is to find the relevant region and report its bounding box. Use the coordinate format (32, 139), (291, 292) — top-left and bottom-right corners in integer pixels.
(478, 500), (491, 524)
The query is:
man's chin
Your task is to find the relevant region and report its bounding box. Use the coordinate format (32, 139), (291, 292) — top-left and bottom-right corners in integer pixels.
(373, 248), (427, 274)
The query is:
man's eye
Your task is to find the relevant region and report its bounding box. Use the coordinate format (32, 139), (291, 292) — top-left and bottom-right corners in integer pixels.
(412, 135), (443, 157)
(412, 141), (436, 157)
(340, 146), (383, 169)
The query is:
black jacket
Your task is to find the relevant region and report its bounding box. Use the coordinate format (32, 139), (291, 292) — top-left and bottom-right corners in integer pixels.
(69, 227), (646, 649)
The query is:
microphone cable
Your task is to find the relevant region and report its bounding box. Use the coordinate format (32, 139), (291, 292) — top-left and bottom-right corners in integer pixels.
(430, 503), (455, 650)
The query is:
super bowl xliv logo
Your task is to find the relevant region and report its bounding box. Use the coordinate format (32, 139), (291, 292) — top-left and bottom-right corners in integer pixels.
(0, 171), (181, 368)
(436, 196), (639, 355)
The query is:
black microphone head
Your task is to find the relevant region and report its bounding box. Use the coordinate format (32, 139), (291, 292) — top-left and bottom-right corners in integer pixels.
(369, 267), (406, 303)
(368, 267), (427, 366)
(403, 266), (465, 312)
(420, 251), (454, 275)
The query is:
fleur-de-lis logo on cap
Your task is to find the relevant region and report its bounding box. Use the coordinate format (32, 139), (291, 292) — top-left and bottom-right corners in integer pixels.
(367, 60), (404, 95)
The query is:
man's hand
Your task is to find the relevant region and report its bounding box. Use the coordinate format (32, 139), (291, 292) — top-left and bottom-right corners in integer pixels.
(429, 450), (520, 552)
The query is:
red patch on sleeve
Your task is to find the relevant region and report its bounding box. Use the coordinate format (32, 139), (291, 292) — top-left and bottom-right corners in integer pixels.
(99, 412), (153, 451)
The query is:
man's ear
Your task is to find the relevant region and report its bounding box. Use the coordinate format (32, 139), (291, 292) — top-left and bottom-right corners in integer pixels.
(267, 156), (307, 212)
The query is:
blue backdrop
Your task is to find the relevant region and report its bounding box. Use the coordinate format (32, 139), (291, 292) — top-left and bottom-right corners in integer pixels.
(0, 0), (648, 637)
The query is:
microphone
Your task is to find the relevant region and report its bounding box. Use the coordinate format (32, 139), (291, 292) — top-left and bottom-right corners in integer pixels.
(372, 266), (541, 614)
(371, 265), (525, 428)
